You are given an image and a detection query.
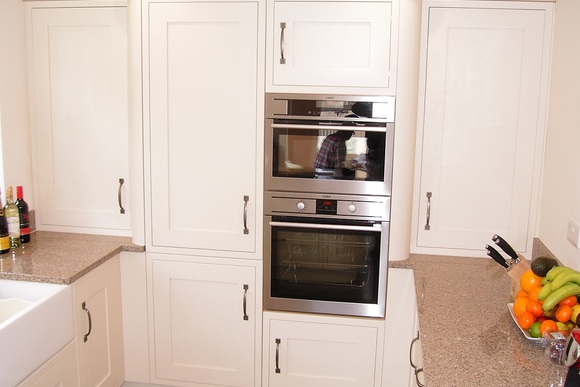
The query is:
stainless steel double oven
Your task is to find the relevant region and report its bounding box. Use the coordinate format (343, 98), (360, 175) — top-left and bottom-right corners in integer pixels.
(264, 93), (395, 318)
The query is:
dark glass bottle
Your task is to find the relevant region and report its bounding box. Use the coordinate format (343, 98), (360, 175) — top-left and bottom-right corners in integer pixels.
(0, 191), (10, 254)
(15, 186), (30, 243)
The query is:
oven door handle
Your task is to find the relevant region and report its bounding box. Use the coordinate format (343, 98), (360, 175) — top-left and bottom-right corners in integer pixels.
(270, 123), (387, 133)
(269, 221), (382, 232)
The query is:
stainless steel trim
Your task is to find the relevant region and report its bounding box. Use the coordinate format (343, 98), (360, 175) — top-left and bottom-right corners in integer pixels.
(271, 123), (388, 133)
(269, 220), (382, 232)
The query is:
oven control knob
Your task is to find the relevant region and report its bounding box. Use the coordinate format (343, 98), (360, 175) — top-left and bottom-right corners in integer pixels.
(297, 201), (305, 211)
(348, 204), (356, 213)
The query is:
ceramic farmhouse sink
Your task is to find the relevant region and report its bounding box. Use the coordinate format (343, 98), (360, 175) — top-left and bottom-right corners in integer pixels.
(0, 279), (74, 387)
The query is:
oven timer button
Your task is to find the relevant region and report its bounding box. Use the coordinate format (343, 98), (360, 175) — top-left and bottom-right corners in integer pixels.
(348, 204), (356, 213)
(296, 201), (306, 211)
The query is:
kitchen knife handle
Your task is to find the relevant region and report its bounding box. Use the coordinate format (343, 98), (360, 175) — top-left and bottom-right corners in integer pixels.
(424, 192), (432, 230)
(492, 234), (518, 260)
(486, 244), (509, 269)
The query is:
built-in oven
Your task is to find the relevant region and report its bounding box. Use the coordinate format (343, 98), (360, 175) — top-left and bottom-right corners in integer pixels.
(265, 93), (395, 196)
(264, 191), (390, 318)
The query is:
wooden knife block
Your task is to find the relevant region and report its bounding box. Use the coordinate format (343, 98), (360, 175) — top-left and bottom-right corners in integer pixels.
(509, 255), (532, 300)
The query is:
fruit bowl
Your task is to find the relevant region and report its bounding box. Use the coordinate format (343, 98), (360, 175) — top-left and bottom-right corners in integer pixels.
(508, 303), (543, 342)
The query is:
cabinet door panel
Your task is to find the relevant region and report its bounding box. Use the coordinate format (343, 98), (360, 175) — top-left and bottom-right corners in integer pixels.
(74, 257), (124, 387)
(415, 4), (552, 252)
(152, 259), (255, 386)
(30, 7), (130, 234)
(271, 1), (393, 89)
(146, 2), (258, 252)
(267, 319), (378, 387)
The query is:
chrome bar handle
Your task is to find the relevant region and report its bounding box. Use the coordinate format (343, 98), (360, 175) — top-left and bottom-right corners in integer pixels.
(279, 22), (286, 64)
(409, 331), (420, 369)
(275, 338), (281, 373)
(118, 178), (125, 214)
(243, 195), (249, 235)
(243, 284), (249, 321)
(82, 301), (92, 342)
(425, 192), (432, 230)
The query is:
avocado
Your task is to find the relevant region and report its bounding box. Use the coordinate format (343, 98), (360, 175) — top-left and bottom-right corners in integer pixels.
(531, 256), (559, 277)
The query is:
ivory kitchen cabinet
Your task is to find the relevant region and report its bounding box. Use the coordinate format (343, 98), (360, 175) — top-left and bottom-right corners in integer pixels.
(263, 311), (384, 387)
(17, 342), (78, 387)
(142, 0), (264, 257)
(411, 1), (554, 256)
(148, 255), (260, 386)
(266, 0), (399, 95)
(73, 255), (124, 387)
(25, 1), (131, 236)
(383, 268), (424, 387)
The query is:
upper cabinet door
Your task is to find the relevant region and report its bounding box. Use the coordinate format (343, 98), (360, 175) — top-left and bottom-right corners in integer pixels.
(145, 2), (260, 254)
(267, 0), (398, 95)
(28, 5), (130, 235)
(412, 1), (553, 256)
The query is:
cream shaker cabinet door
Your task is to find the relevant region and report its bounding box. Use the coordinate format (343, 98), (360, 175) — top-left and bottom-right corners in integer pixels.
(264, 312), (381, 387)
(145, 1), (259, 254)
(27, 5), (130, 235)
(413, 1), (553, 255)
(151, 258), (256, 386)
(73, 256), (124, 387)
(267, 0), (398, 94)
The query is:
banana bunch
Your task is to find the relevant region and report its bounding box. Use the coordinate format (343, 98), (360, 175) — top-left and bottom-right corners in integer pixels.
(538, 266), (580, 312)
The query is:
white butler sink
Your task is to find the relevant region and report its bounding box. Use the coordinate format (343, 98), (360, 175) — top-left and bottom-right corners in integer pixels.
(0, 279), (74, 387)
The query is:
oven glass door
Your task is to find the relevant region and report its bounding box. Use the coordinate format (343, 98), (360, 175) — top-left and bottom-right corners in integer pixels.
(265, 216), (388, 317)
(271, 124), (387, 182)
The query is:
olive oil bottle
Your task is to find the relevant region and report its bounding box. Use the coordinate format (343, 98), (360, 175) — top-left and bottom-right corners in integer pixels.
(0, 190), (10, 254)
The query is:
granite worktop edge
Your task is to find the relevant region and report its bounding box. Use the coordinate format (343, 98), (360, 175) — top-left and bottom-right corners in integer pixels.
(0, 231), (145, 285)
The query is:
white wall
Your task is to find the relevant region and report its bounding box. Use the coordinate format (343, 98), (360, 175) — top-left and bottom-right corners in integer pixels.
(538, 0), (580, 269)
(0, 0), (34, 208)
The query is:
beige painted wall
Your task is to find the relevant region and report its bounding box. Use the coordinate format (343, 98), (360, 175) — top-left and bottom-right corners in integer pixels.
(539, 0), (580, 269)
(0, 0), (34, 208)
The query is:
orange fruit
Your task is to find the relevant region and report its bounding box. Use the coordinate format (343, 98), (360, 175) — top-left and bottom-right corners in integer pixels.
(540, 319), (558, 336)
(559, 296), (578, 307)
(526, 300), (544, 318)
(520, 270), (543, 292)
(518, 311), (535, 329)
(513, 296), (530, 317)
(515, 289), (528, 299)
(556, 305), (573, 323)
(527, 285), (543, 302)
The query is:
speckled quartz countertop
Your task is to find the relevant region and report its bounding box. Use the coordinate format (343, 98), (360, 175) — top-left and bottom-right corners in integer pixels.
(0, 231), (144, 284)
(394, 254), (569, 387)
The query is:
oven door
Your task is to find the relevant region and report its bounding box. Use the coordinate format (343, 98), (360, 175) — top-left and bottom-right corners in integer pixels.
(265, 122), (394, 196)
(264, 216), (389, 318)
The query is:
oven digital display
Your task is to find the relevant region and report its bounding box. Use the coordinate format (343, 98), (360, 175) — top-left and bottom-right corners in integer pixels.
(316, 199), (337, 214)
